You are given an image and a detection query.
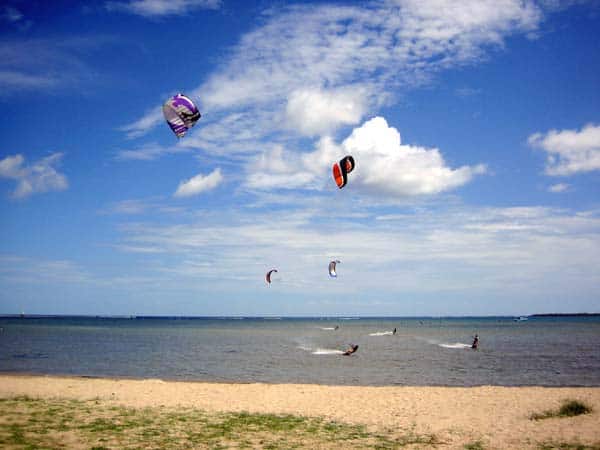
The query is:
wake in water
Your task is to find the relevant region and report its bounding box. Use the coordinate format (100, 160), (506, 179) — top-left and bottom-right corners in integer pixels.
(438, 343), (471, 349)
(369, 331), (393, 336)
(297, 345), (344, 355)
(416, 336), (472, 349)
(312, 348), (344, 355)
(318, 327), (337, 330)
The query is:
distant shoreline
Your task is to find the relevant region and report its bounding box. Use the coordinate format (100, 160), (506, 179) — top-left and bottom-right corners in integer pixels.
(1, 313), (599, 319)
(530, 313), (600, 317)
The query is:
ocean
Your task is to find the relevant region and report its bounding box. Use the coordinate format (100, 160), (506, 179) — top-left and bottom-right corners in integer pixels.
(1, 316), (599, 386)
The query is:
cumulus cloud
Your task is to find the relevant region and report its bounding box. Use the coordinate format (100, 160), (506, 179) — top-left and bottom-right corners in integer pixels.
(246, 117), (485, 197)
(174, 168), (222, 197)
(106, 0), (221, 17)
(341, 117), (487, 196)
(529, 123), (600, 176)
(285, 87), (367, 137)
(0, 153), (68, 199)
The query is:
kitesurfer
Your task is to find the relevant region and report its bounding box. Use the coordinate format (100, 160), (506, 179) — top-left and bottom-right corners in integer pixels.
(334, 325), (339, 330)
(393, 327), (397, 335)
(471, 334), (479, 350)
(343, 344), (359, 356)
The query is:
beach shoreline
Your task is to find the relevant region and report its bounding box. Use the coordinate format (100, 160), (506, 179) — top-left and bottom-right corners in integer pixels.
(1, 374), (599, 448)
(4, 370), (600, 388)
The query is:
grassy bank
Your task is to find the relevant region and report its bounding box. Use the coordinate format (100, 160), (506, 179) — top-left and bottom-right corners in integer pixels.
(531, 399), (593, 421)
(0, 396), (439, 449)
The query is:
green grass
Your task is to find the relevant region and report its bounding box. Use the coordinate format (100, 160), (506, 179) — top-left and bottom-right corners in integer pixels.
(0, 396), (441, 449)
(530, 399), (593, 421)
(558, 400), (593, 417)
(538, 443), (600, 450)
(464, 440), (485, 450)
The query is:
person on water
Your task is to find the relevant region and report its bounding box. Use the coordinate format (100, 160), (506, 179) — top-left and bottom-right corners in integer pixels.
(334, 325), (339, 330)
(471, 334), (479, 350)
(343, 344), (359, 356)
(392, 327), (397, 335)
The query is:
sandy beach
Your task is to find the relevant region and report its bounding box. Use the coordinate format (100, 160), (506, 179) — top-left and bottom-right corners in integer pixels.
(1, 374), (599, 448)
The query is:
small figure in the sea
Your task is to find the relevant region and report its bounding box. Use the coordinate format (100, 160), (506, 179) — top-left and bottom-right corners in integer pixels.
(334, 325), (339, 330)
(471, 334), (479, 350)
(343, 344), (359, 356)
(392, 327), (397, 335)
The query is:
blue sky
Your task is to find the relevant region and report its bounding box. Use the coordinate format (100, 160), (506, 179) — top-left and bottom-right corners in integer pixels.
(1, 0), (599, 316)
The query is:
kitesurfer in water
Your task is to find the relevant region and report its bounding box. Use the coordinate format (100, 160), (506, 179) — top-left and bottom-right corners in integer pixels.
(471, 334), (479, 350)
(334, 325), (339, 330)
(393, 327), (397, 335)
(343, 344), (359, 356)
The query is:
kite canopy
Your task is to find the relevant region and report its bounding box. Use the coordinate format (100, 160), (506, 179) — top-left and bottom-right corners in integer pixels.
(266, 269), (278, 284)
(163, 93), (201, 138)
(328, 260), (340, 277)
(332, 155), (355, 189)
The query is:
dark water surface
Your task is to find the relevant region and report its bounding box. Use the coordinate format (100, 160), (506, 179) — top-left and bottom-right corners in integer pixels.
(1, 316), (599, 386)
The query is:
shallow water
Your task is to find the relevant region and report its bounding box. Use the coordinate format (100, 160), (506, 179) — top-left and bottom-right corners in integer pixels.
(1, 316), (599, 386)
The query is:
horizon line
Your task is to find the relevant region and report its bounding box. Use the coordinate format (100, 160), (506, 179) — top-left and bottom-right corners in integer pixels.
(1, 313), (599, 319)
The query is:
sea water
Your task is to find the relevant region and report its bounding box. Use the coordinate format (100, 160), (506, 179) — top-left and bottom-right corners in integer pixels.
(1, 316), (599, 386)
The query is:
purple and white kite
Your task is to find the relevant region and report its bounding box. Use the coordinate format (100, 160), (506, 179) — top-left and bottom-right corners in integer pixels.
(162, 93), (201, 138)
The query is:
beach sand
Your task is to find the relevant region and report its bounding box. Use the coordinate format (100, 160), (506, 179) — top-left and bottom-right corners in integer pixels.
(1, 374), (599, 449)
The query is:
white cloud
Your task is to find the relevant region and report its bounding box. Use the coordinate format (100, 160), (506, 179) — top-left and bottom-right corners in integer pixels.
(529, 123), (600, 176)
(0, 154), (24, 177)
(200, 1), (541, 112)
(245, 146), (317, 190)
(285, 87), (366, 137)
(174, 168), (222, 197)
(106, 0), (221, 17)
(119, 107), (164, 139)
(548, 183), (569, 193)
(5, 201), (598, 314)
(101, 197), (187, 215)
(246, 117), (485, 197)
(0, 255), (92, 284)
(126, 0), (545, 142)
(111, 202), (600, 312)
(0, 71), (56, 89)
(178, 111), (270, 156)
(115, 142), (189, 161)
(0, 153), (68, 199)
(342, 117), (486, 196)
